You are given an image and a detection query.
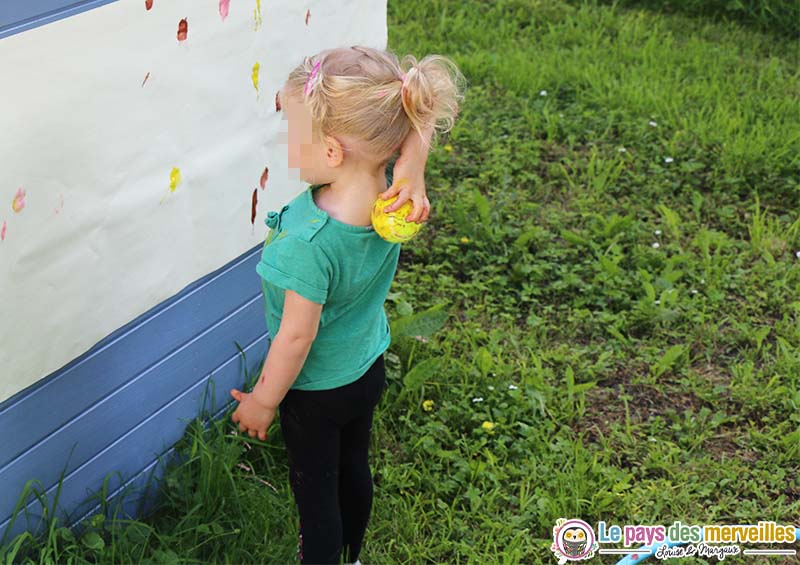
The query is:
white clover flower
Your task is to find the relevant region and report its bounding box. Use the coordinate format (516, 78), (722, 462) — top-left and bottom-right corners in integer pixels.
(472, 397), (484, 403)
(488, 385), (494, 391)
(617, 147), (627, 153)
(652, 242), (660, 248)
(649, 120), (658, 127)
(539, 90), (547, 96)
(664, 157), (674, 163)
(508, 384), (518, 390)
(654, 229), (662, 235)
(796, 250), (800, 259)
(691, 289), (699, 295)
(654, 300), (661, 305)
(700, 279), (706, 284)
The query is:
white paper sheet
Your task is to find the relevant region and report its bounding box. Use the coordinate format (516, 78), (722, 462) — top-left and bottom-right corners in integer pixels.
(0, 0), (388, 403)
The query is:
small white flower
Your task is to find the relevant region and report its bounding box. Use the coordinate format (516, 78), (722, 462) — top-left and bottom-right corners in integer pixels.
(649, 120), (658, 127)
(691, 289), (698, 295)
(654, 229), (662, 235)
(649, 436), (657, 442)
(472, 397), (484, 403)
(700, 279), (706, 284)
(508, 384), (518, 390)
(664, 157), (674, 163)
(654, 300), (661, 305)
(617, 147), (627, 153)
(795, 250), (800, 259)
(652, 242), (660, 248)
(539, 90), (547, 96)
(488, 385), (494, 391)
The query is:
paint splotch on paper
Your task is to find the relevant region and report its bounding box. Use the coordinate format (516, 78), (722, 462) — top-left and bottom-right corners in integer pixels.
(12, 188), (25, 212)
(142, 72), (150, 87)
(169, 167), (182, 192)
(1, 221), (6, 241)
(253, 0), (262, 30)
(252, 62), (260, 96)
(275, 90), (282, 111)
(305, 9), (311, 25)
(260, 167), (269, 189)
(251, 188), (258, 225)
(145, 0), (153, 10)
(219, 0), (230, 21)
(177, 18), (188, 42)
(54, 193), (64, 214)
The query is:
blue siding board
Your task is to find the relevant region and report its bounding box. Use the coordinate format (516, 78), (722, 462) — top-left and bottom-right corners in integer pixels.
(0, 293), (265, 521)
(1, 326), (269, 540)
(0, 1), (119, 40)
(0, 247), (262, 470)
(0, 241), (271, 541)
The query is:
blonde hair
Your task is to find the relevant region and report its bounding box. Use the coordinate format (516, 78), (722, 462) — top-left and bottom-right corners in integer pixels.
(284, 45), (466, 162)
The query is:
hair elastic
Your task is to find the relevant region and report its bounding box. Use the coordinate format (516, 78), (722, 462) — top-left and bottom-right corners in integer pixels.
(304, 60), (322, 97)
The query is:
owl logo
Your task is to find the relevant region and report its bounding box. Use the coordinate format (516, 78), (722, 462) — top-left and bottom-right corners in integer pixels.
(550, 518), (598, 563)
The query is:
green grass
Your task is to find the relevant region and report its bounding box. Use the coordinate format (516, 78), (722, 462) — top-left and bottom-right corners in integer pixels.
(3, 0), (799, 563)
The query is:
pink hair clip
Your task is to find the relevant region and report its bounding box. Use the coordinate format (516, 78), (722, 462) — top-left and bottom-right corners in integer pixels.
(304, 60), (322, 97)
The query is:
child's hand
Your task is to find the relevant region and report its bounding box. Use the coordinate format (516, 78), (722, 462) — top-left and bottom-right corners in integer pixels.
(380, 163), (430, 224)
(230, 388), (275, 441)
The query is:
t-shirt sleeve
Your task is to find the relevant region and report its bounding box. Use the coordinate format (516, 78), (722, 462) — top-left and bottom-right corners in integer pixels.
(256, 235), (332, 305)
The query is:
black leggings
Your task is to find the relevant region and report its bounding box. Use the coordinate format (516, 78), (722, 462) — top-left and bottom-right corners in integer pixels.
(278, 353), (386, 564)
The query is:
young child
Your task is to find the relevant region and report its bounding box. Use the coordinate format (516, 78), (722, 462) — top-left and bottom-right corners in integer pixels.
(230, 45), (465, 564)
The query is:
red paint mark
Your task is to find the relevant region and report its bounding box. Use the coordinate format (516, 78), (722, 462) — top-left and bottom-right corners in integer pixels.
(12, 188), (25, 212)
(275, 90), (281, 111)
(145, 0), (153, 10)
(1, 221), (6, 241)
(305, 9), (310, 25)
(142, 72), (150, 87)
(219, 0), (230, 21)
(251, 188), (258, 225)
(632, 555), (638, 560)
(260, 167), (269, 189)
(177, 18), (188, 42)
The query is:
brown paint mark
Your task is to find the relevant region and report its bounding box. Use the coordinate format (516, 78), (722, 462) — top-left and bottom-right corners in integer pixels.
(177, 18), (188, 42)
(305, 9), (311, 25)
(251, 188), (258, 225)
(141, 72), (150, 87)
(275, 90), (281, 111)
(260, 166), (269, 189)
(145, 0), (153, 10)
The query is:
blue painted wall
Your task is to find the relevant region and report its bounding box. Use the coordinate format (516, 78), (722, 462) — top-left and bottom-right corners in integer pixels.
(0, 241), (269, 542)
(0, 1), (119, 39)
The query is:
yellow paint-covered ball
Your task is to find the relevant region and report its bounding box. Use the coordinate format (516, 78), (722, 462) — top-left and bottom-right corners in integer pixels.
(371, 195), (423, 243)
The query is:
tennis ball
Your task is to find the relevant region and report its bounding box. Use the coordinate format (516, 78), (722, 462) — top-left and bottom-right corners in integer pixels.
(371, 195), (423, 243)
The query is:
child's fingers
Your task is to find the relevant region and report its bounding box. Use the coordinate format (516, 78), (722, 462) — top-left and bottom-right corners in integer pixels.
(230, 388), (243, 402)
(258, 430), (268, 441)
(383, 194), (408, 214)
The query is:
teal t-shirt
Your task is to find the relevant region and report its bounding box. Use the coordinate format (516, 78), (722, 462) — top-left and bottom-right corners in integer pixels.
(256, 182), (401, 391)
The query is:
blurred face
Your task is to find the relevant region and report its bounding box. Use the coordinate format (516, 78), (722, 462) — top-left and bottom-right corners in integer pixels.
(279, 86), (337, 185)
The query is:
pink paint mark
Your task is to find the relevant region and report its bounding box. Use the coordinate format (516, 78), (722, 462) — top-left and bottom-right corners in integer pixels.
(177, 18), (188, 42)
(305, 9), (310, 25)
(1, 221), (6, 241)
(219, 0), (230, 21)
(54, 193), (64, 214)
(12, 188), (25, 213)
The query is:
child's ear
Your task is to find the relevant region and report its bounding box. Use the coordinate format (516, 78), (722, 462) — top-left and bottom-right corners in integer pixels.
(323, 135), (346, 167)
